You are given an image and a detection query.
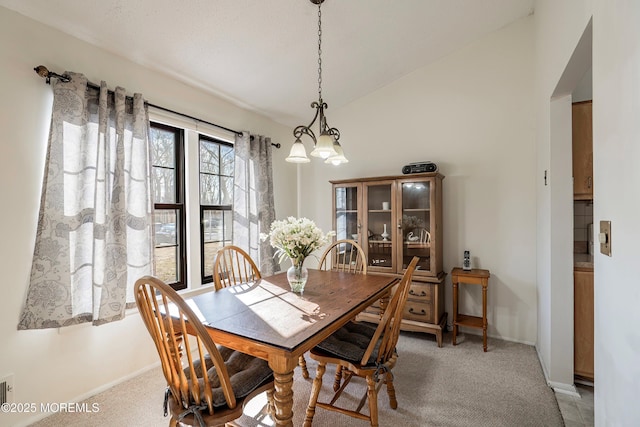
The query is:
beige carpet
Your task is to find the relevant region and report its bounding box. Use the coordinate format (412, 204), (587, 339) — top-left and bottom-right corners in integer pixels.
(30, 332), (564, 427)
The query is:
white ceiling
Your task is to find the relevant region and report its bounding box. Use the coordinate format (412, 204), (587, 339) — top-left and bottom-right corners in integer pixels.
(1, 0), (534, 127)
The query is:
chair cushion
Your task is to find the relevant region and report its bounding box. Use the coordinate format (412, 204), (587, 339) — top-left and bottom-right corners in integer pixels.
(315, 321), (384, 366)
(186, 346), (273, 408)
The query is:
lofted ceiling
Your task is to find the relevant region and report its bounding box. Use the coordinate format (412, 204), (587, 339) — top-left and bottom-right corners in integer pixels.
(1, 0), (534, 127)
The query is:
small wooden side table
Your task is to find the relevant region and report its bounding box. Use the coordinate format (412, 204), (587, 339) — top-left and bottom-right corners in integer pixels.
(451, 267), (491, 352)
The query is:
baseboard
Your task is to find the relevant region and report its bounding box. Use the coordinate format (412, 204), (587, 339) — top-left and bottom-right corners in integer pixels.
(14, 361), (161, 427)
(549, 381), (579, 397)
(446, 324), (536, 346)
(534, 345), (579, 398)
(575, 377), (594, 387)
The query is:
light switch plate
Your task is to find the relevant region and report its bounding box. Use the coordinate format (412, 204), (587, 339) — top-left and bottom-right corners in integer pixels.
(600, 220), (611, 256)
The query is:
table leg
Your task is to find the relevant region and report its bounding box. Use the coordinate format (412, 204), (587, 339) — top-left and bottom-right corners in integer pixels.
(269, 357), (296, 427)
(452, 281), (458, 345)
(482, 281), (488, 352)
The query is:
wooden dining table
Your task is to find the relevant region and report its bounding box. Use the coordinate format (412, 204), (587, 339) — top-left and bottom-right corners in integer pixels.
(181, 269), (397, 426)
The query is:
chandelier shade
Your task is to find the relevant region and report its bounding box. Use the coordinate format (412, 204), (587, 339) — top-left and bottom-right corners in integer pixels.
(325, 140), (348, 165)
(286, 0), (347, 166)
(310, 132), (336, 158)
(285, 139), (311, 163)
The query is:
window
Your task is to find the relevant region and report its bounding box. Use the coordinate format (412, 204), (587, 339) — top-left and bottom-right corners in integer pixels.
(200, 135), (234, 283)
(150, 122), (187, 290)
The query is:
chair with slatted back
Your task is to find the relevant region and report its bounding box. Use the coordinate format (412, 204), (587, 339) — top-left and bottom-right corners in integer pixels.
(303, 257), (420, 427)
(134, 276), (274, 426)
(298, 239), (368, 380)
(417, 228), (431, 244)
(318, 239), (368, 274)
(213, 245), (262, 290)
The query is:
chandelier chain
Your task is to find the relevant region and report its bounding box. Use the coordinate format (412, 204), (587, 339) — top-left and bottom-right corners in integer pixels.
(286, 0), (347, 165)
(317, 3), (322, 100)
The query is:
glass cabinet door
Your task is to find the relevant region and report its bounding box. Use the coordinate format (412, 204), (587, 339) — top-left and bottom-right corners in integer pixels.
(399, 179), (433, 274)
(365, 182), (394, 271)
(334, 184), (361, 242)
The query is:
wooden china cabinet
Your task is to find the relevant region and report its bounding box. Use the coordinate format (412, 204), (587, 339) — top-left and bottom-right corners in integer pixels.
(330, 172), (447, 347)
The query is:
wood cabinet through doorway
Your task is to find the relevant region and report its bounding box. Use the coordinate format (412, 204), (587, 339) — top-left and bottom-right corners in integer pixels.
(574, 267), (594, 381)
(572, 100), (593, 200)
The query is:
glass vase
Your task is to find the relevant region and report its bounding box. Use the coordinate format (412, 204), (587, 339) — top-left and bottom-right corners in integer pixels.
(287, 259), (308, 294)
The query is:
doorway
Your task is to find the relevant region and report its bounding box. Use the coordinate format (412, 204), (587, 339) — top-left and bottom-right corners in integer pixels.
(571, 96), (594, 386)
(547, 18), (594, 425)
(547, 17), (593, 392)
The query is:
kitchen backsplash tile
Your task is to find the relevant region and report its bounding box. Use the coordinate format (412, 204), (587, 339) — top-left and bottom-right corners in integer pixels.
(574, 241), (588, 253)
(574, 200), (593, 253)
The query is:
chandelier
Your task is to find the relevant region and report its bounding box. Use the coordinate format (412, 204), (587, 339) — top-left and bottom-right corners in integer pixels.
(286, 0), (348, 165)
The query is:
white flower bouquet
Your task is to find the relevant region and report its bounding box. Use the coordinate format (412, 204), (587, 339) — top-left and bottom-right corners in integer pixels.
(261, 217), (335, 266)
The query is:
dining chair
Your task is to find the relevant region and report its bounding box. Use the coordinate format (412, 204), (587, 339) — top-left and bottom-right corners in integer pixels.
(213, 245), (261, 290)
(318, 239), (368, 274)
(134, 276), (274, 426)
(405, 228), (430, 244)
(303, 257), (420, 427)
(417, 228), (431, 244)
(298, 239), (368, 380)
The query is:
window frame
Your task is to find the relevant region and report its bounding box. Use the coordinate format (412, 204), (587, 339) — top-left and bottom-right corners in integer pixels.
(199, 134), (235, 284)
(150, 121), (188, 291)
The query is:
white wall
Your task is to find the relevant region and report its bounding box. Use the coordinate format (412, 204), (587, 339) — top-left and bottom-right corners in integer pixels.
(533, 0), (593, 394)
(548, 94), (575, 388)
(536, 0), (640, 424)
(300, 16), (538, 343)
(591, 1), (640, 424)
(0, 7), (296, 426)
(573, 67), (593, 102)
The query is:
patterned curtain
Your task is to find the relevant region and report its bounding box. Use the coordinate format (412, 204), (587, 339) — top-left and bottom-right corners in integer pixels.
(233, 132), (278, 275)
(18, 72), (153, 329)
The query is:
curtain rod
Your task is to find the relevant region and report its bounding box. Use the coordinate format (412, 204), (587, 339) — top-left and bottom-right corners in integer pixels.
(33, 65), (281, 149)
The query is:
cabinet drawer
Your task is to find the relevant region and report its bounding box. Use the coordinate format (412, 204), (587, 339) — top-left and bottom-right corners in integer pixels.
(367, 298), (383, 310)
(402, 300), (434, 323)
(365, 283), (398, 310)
(369, 282), (432, 309)
(364, 304), (382, 316)
(408, 281), (432, 302)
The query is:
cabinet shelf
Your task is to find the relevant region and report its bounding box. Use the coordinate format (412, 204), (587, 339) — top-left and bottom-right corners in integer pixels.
(403, 242), (429, 248)
(403, 208), (430, 212)
(455, 314), (484, 329)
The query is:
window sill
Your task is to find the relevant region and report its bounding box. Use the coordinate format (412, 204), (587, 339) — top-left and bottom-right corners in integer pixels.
(57, 283), (217, 334)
